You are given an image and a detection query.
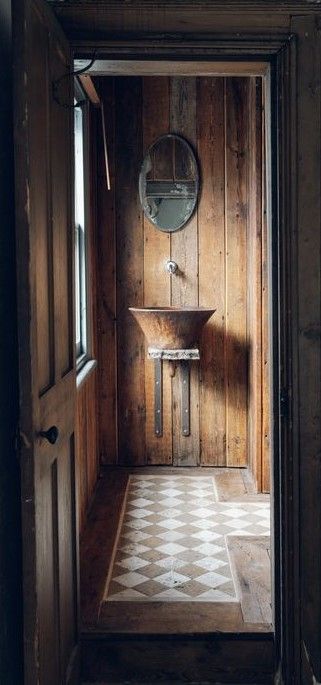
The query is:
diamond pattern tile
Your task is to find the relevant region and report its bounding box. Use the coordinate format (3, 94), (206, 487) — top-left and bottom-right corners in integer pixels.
(105, 475), (270, 603)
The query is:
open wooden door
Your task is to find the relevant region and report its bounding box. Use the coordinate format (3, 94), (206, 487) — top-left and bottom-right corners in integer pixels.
(13, 1), (78, 683)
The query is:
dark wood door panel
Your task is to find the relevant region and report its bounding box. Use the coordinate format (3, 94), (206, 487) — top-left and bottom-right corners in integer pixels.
(14, 0), (77, 682)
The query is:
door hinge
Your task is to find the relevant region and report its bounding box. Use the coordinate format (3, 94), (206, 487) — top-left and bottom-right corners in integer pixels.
(280, 387), (289, 419)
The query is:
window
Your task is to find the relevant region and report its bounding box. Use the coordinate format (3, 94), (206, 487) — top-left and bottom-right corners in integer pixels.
(74, 84), (89, 365)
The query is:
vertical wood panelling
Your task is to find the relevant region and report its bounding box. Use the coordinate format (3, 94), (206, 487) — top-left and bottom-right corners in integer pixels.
(97, 78), (117, 464)
(170, 77), (200, 466)
(51, 40), (72, 380)
(261, 86), (270, 494)
(142, 77), (172, 465)
(225, 78), (249, 467)
(115, 77), (146, 465)
(248, 78), (263, 488)
(96, 76), (269, 489)
(76, 370), (99, 532)
(198, 77), (226, 466)
(31, 26), (54, 394)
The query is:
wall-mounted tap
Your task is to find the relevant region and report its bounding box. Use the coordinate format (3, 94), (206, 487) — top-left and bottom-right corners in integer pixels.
(165, 260), (178, 275)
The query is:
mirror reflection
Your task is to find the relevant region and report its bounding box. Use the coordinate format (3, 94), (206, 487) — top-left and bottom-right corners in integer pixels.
(139, 134), (199, 232)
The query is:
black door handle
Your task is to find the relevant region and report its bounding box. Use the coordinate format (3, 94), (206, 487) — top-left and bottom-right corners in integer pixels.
(39, 426), (59, 445)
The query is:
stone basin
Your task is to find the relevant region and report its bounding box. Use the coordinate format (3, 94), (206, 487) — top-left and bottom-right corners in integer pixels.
(128, 306), (216, 349)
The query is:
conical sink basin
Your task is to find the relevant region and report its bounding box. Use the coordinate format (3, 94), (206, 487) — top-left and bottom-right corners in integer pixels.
(129, 306), (216, 349)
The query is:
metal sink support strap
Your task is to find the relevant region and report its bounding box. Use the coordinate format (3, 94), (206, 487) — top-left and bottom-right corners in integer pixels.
(148, 348), (200, 437)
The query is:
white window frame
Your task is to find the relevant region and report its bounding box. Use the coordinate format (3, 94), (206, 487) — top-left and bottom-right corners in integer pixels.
(74, 80), (91, 370)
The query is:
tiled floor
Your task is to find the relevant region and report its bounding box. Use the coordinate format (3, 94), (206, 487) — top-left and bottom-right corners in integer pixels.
(104, 474), (270, 603)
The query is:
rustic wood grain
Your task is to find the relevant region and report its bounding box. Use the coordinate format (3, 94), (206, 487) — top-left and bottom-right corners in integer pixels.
(96, 75), (269, 479)
(142, 77), (172, 465)
(170, 77), (200, 466)
(81, 634), (274, 684)
(96, 77), (118, 464)
(54, 1), (302, 44)
(115, 77), (146, 465)
(225, 78), (249, 467)
(198, 77), (226, 466)
(247, 78), (263, 489)
(293, 16), (321, 680)
(13, 1), (78, 681)
(227, 535), (272, 626)
(261, 82), (270, 494)
(99, 600), (270, 633)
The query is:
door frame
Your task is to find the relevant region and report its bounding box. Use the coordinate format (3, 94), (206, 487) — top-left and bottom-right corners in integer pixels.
(72, 31), (306, 682)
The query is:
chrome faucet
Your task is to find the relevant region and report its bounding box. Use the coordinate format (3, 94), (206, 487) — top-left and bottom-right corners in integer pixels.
(165, 260), (178, 275)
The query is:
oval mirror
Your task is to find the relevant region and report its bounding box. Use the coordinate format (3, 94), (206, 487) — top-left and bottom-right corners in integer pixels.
(139, 134), (199, 233)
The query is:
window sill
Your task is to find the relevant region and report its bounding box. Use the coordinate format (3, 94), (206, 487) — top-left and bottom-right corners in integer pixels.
(76, 358), (97, 389)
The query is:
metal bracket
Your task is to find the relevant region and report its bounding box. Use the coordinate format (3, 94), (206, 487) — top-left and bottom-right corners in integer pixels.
(150, 349), (199, 438)
(181, 361), (190, 437)
(154, 358), (163, 437)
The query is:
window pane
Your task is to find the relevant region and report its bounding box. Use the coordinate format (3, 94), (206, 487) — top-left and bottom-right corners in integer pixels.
(74, 101), (88, 361)
(75, 106), (85, 227)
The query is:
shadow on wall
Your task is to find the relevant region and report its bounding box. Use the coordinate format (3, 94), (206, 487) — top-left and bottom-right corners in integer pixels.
(200, 322), (250, 401)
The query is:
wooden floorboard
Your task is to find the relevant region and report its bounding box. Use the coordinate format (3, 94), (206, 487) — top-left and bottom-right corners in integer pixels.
(227, 535), (272, 625)
(80, 469), (129, 625)
(98, 600), (270, 634)
(81, 634), (274, 684)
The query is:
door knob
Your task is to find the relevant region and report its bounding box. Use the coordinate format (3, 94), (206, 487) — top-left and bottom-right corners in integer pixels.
(39, 426), (59, 445)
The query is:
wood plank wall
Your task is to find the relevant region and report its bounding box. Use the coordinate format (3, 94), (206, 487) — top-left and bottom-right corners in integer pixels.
(75, 108), (100, 532)
(96, 76), (270, 492)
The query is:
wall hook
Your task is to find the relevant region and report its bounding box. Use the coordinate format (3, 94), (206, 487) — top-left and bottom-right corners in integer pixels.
(52, 53), (97, 109)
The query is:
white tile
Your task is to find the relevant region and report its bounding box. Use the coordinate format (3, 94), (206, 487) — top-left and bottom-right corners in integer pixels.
(193, 542), (225, 555)
(255, 509), (270, 518)
(130, 498), (154, 508)
(155, 542), (186, 556)
(196, 571), (231, 588)
(156, 571), (190, 588)
(116, 556), (149, 571)
(191, 519), (218, 530)
(127, 508), (153, 519)
(224, 519), (252, 529)
(106, 473), (270, 605)
(159, 488), (183, 497)
(131, 480), (154, 488)
(156, 530), (186, 542)
(156, 557), (186, 571)
(158, 519), (185, 531)
(125, 519), (151, 530)
(122, 530), (150, 542)
(191, 530), (222, 542)
(120, 542), (149, 556)
(196, 557), (228, 572)
(190, 508), (215, 519)
(191, 490), (213, 498)
(158, 498), (183, 508)
(220, 507), (247, 518)
(113, 571), (148, 588)
(157, 508), (182, 518)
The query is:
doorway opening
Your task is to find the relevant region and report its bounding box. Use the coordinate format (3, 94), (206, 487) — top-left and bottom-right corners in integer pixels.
(75, 60), (274, 678)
